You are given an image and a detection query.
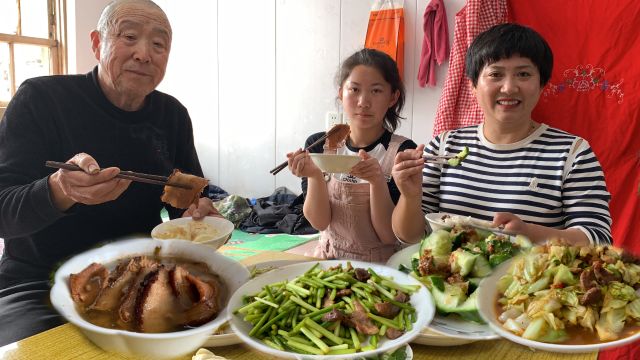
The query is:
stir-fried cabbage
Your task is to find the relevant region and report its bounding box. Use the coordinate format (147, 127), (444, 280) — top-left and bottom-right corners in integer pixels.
(497, 241), (640, 343)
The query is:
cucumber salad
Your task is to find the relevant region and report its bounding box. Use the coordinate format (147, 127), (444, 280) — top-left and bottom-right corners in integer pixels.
(401, 225), (530, 323)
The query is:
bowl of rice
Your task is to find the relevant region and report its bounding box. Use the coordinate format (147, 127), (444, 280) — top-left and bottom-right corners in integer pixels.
(151, 216), (234, 250)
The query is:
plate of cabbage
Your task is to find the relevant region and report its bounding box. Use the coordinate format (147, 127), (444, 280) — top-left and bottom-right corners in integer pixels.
(478, 241), (640, 353)
(387, 225), (531, 341)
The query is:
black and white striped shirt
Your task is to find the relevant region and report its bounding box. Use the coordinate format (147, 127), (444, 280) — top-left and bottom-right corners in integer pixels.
(421, 123), (612, 245)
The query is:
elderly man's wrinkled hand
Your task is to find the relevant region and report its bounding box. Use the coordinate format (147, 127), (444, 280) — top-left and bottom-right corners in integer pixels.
(184, 197), (222, 220)
(48, 153), (131, 211)
(392, 144), (425, 197)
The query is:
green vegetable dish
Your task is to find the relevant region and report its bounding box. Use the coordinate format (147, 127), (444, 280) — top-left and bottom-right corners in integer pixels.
(404, 225), (530, 323)
(496, 241), (640, 344)
(233, 262), (420, 356)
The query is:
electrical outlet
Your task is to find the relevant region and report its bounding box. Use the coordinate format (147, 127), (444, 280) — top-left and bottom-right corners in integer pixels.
(325, 111), (342, 130)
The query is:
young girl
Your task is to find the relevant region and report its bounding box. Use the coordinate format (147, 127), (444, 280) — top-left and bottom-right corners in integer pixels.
(287, 48), (417, 262)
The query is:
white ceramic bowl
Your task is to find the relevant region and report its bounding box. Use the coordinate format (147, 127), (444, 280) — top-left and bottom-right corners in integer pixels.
(477, 260), (640, 353)
(424, 212), (451, 232)
(50, 238), (250, 359)
(425, 212), (512, 235)
(309, 154), (360, 173)
(228, 260), (435, 359)
(151, 216), (234, 249)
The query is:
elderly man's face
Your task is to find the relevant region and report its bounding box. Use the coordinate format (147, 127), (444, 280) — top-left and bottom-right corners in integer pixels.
(92, 3), (171, 109)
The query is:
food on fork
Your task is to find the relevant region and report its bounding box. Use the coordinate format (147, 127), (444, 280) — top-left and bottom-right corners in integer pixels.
(161, 169), (209, 209)
(447, 146), (469, 167)
(323, 124), (351, 150)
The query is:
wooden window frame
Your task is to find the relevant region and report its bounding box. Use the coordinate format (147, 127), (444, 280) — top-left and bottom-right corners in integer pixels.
(0, 0), (67, 109)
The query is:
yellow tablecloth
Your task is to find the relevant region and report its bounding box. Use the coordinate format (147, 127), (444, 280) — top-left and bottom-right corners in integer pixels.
(0, 249), (597, 360)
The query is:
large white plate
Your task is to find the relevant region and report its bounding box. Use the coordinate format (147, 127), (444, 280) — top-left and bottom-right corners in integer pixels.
(387, 244), (498, 342)
(204, 259), (310, 347)
(228, 260), (435, 359)
(478, 260), (640, 353)
(203, 327), (239, 347)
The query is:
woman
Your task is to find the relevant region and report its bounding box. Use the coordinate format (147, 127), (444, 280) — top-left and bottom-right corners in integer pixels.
(392, 23), (612, 246)
(287, 48), (417, 262)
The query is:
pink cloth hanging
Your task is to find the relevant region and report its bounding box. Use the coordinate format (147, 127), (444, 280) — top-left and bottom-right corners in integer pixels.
(432, 0), (508, 136)
(417, 0), (450, 87)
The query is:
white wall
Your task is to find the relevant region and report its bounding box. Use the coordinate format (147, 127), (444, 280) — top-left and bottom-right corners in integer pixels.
(67, 0), (111, 74)
(68, 0), (466, 198)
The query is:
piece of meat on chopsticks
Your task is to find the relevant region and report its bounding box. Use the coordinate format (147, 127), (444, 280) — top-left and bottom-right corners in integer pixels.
(160, 169), (209, 209)
(323, 124), (350, 150)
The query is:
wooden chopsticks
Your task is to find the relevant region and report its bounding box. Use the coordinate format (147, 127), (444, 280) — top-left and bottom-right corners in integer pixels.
(45, 161), (193, 190)
(269, 133), (330, 175)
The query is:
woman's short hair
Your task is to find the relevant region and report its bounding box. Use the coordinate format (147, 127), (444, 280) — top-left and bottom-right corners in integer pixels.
(336, 48), (405, 132)
(465, 23), (553, 87)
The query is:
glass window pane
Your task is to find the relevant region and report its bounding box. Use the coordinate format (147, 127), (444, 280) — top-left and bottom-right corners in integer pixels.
(0, 42), (11, 102)
(14, 44), (50, 89)
(0, 0), (19, 35)
(20, 0), (50, 38)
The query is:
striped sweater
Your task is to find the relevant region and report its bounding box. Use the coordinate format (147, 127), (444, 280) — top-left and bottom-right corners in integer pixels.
(422, 123), (612, 245)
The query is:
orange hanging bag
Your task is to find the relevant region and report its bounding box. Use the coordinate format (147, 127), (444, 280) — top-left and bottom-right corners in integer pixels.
(365, 0), (405, 78)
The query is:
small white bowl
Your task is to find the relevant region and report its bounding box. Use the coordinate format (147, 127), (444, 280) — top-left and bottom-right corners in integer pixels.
(425, 212), (512, 235)
(424, 212), (451, 232)
(50, 238), (250, 359)
(477, 260), (640, 353)
(151, 216), (234, 249)
(309, 154), (360, 173)
(228, 260), (435, 359)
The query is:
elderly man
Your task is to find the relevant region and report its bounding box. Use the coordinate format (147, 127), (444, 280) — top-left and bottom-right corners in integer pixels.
(0, 0), (217, 345)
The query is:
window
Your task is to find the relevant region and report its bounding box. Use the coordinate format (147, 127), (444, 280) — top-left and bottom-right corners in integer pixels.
(0, 0), (66, 108)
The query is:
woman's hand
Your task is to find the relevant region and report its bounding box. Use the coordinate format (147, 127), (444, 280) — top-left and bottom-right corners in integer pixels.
(492, 212), (590, 246)
(392, 144), (426, 197)
(48, 152), (131, 211)
(287, 149), (322, 178)
(349, 150), (384, 185)
(183, 197), (222, 220)
(492, 212), (528, 235)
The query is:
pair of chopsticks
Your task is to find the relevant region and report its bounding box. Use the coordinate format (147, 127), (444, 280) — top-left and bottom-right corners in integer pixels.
(45, 161), (192, 190)
(269, 132), (332, 175)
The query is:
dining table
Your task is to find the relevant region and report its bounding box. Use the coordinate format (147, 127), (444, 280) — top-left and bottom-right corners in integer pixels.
(0, 246), (597, 360)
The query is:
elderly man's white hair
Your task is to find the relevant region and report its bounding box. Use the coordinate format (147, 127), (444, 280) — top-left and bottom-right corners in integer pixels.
(96, 0), (171, 37)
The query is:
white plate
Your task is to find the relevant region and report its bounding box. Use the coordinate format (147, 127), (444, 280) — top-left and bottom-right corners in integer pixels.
(425, 212), (514, 236)
(413, 328), (475, 346)
(478, 260), (640, 353)
(387, 244), (498, 341)
(228, 260), (435, 359)
(203, 259), (310, 347)
(247, 259), (311, 278)
(151, 216), (234, 250)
